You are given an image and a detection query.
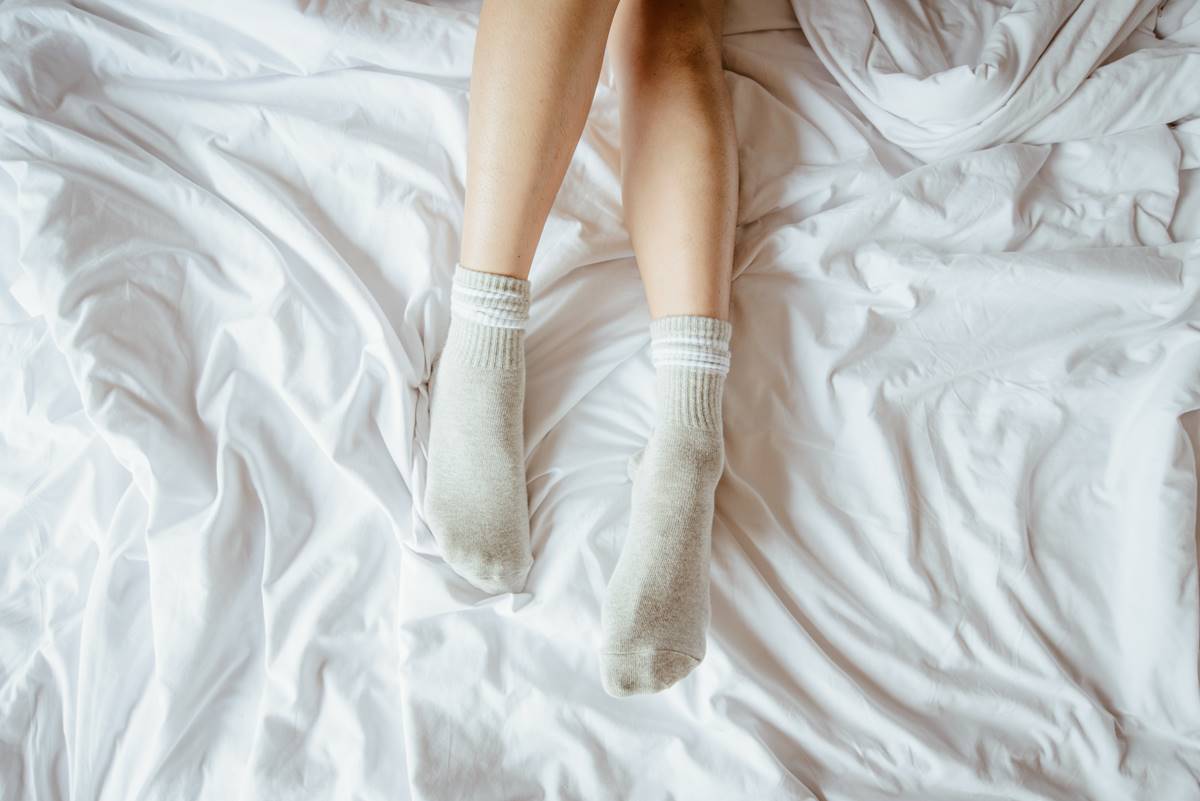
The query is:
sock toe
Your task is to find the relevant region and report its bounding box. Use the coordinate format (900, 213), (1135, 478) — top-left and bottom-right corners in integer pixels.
(600, 650), (701, 697)
(451, 557), (532, 594)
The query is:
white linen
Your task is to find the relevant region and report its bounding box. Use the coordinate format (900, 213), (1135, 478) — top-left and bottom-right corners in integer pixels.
(2, 1), (1199, 799)
(792, 0), (1200, 161)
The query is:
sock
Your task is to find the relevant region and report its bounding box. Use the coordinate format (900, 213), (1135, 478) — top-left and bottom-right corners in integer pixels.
(600, 314), (732, 696)
(424, 262), (533, 593)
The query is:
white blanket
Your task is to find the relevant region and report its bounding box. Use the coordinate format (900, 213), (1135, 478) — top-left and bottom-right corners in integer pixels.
(792, 0), (1200, 160)
(2, 1), (1199, 799)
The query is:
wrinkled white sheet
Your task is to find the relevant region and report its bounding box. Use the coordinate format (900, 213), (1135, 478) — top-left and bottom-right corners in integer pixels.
(2, 1), (1200, 799)
(793, 0), (1200, 161)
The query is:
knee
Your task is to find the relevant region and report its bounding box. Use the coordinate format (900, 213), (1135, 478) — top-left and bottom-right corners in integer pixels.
(609, 0), (724, 85)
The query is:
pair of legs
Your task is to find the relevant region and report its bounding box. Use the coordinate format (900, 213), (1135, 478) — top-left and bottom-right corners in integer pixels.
(461, 0), (737, 317)
(425, 0), (738, 697)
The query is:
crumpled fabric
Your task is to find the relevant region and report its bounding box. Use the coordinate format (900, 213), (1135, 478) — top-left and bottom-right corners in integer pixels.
(792, 0), (1200, 160)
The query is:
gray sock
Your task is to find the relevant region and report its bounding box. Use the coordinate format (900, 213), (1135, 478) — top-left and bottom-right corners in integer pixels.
(600, 314), (732, 696)
(425, 262), (533, 593)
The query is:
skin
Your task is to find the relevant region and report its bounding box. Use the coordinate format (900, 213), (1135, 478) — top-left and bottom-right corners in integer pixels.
(459, 0), (736, 322)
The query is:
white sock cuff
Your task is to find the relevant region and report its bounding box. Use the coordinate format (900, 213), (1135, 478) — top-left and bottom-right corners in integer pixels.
(650, 315), (732, 375)
(451, 262), (531, 330)
(444, 263), (530, 369)
(650, 315), (732, 431)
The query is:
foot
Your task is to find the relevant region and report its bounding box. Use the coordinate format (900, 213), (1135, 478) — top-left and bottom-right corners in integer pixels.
(599, 313), (732, 695)
(425, 265), (533, 593)
(600, 427), (723, 695)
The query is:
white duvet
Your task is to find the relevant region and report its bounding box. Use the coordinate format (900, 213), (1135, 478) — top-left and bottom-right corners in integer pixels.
(2, 1), (1199, 799)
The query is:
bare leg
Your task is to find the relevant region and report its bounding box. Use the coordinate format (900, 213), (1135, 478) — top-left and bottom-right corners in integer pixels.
(460, 0), (621, 279)
(427, 0), (620, 594)
(598, 0), (738, 696)
(609, 0), (737, 319)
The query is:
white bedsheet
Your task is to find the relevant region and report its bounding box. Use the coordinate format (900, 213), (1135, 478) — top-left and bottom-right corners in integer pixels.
(2, 1), (1199, 799)
(792, 0), (1200, 161)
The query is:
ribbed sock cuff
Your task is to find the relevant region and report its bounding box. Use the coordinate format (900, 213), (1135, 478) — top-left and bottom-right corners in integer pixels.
(444, 263), (531, 369)
(651, 315), (732, 431)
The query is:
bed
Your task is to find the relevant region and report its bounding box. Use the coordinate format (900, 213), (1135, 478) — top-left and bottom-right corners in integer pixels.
(3, 0), (1199, 798)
